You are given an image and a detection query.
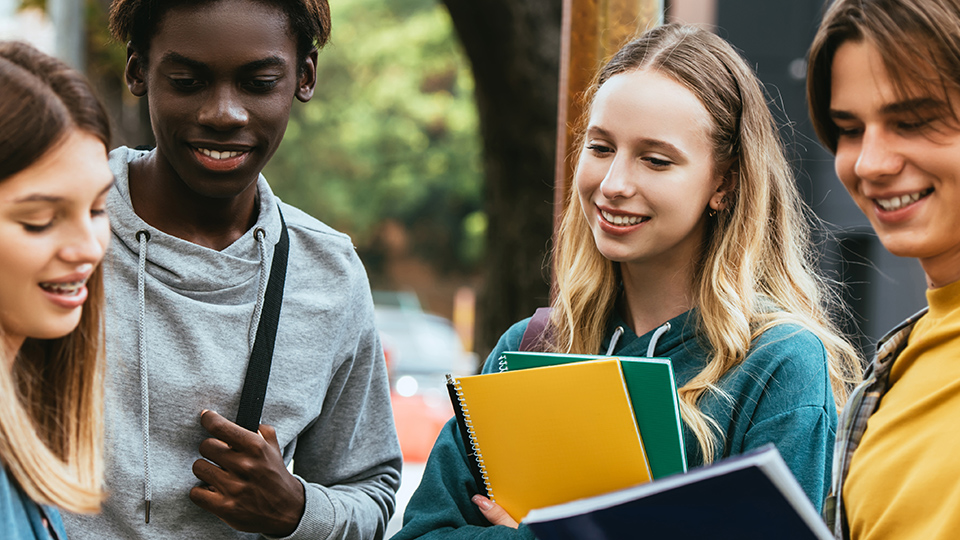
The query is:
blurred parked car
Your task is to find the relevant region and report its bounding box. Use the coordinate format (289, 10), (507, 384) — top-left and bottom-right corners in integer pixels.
(374, 291), (477, 391)
(373, 291), (477, 462)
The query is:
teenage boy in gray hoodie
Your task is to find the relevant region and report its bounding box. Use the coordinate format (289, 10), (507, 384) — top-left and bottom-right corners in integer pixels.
(62, 1), (402, 539)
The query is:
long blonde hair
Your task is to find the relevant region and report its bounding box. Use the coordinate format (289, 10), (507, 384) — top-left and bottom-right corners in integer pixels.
(549, 24), (863, 463)
(0, 41), (107, 513)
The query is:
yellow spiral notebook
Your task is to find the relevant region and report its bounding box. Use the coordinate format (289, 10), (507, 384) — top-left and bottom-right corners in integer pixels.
(446, 359), (652, 522)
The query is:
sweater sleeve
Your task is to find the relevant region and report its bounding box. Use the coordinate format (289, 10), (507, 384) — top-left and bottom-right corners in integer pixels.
(743, 405), (835, 511)
(391, 320), (537, 540)
(734, 326), (838, 512)
(271, 285), (403, 539)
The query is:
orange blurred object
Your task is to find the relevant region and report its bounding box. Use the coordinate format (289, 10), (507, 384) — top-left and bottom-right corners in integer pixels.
(391, 392), (454, 463)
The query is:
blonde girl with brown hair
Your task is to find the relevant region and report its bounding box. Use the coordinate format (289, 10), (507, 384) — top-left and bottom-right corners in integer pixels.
(0, 41), (112, 539)
(394, 23), (861, 539)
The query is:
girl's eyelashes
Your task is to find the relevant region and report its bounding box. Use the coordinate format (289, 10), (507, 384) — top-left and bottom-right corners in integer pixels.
(22, 220), (53, 233)
(19, 207), (106, 234)
(644, 156), (673, 168)
(585, 140), (675, 168)
(586, 143), (614, 155)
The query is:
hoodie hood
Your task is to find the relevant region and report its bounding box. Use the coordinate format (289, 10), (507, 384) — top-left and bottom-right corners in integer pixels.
(601, 309), (711, 386)
(107, 146), (283, 295)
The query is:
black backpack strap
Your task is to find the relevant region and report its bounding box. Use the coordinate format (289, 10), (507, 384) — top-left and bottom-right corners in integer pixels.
(236, 208), (289, 432)
(519, 307), (552, 352)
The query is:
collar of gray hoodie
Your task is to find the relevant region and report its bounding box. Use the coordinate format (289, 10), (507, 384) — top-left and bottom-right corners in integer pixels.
(107, 146), (283, 295)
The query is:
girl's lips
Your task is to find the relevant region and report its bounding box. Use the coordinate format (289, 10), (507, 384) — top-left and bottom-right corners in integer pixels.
(600, 208), (649, 226)
(40, 283), (89, 310)
(596, 207), (649, 235)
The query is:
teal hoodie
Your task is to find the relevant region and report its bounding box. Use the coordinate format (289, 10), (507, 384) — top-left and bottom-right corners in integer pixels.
(392, 309), (837, 540)
(0, 466), (67, 540)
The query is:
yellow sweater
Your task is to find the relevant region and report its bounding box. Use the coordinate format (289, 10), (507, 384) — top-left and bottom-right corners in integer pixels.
(845, 279), (960, 539)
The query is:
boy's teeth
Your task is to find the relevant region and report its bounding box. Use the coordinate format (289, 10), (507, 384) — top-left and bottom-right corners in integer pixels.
(40, 280), (86, 296)
(876, 189), (931, 211)
(601, 210), (645, 225)
(198, 148), (243, 160)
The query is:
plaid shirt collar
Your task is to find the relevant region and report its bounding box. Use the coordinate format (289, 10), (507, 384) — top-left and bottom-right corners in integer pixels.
(824, 308), (929, 539)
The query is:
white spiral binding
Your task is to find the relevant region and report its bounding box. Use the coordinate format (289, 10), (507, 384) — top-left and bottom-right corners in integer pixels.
(448, 375), (494, 499)
(497, 356), (508, 372)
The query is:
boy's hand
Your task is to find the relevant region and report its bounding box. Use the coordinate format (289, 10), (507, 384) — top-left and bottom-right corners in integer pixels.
(190, 410), (305, 536)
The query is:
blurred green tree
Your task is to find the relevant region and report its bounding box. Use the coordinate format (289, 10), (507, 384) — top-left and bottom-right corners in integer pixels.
(265, 0), (485, 276)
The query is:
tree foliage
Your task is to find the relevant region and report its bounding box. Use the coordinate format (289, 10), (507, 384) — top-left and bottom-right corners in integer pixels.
(265, 0), (485, 275)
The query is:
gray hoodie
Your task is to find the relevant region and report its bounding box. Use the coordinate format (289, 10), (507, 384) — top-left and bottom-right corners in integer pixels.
(63, 147), (402, 540)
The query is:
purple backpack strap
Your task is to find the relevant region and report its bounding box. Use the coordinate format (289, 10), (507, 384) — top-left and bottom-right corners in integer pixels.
(519, 307), (552, 352)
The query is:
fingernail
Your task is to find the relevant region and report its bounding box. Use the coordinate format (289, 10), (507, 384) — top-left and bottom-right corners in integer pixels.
(200, 409), (211, 418)
(472, 495), (492, 510)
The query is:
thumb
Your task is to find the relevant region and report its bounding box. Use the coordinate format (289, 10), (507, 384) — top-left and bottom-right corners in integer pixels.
(472, 494), (519, 528)
(258, 423), (280, 449)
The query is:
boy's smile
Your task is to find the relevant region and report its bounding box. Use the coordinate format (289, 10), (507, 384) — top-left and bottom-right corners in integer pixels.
(830, 39), (960, 288)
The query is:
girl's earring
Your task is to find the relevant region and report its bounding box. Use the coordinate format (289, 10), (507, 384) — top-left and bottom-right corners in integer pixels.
(708, 207), (718, 218)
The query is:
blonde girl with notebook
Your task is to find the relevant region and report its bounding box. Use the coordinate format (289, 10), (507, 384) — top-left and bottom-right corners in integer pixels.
(0, 41), (112, 539)
(393, 23), (861, 539)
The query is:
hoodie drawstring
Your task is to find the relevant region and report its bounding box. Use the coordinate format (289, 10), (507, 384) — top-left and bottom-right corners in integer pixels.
(135, 230), (151, 524)
(605, 321), (671, 357)
(606, 326), (624, 356)
(249, 228), (270, 349)
(133, 228), (272, 524)
(647, 322), (671, 358)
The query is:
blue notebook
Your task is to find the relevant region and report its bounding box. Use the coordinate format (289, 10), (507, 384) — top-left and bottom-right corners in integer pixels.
(523, 444), (832, 540)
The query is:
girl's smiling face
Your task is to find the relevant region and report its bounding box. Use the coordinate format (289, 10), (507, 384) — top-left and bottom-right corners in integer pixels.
(0, 129), (112, 355)
(830, 39), (960, 287)
(576, 68), (727, 275)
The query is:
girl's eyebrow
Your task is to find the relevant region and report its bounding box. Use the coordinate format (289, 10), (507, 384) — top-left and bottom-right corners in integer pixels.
(12, 179), (113, 204)
(13, 193), (63, 203)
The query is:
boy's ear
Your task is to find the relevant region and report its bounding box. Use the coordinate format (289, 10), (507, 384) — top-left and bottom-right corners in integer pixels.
(125, 43), (147, 97)
(295, 48), (319, 103)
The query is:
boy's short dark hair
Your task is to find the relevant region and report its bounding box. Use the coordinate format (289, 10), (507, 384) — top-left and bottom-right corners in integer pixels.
(109, 0), (331, 64)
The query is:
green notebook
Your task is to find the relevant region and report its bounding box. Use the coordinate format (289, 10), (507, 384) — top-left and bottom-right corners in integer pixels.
(498, 351), (687, 479)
